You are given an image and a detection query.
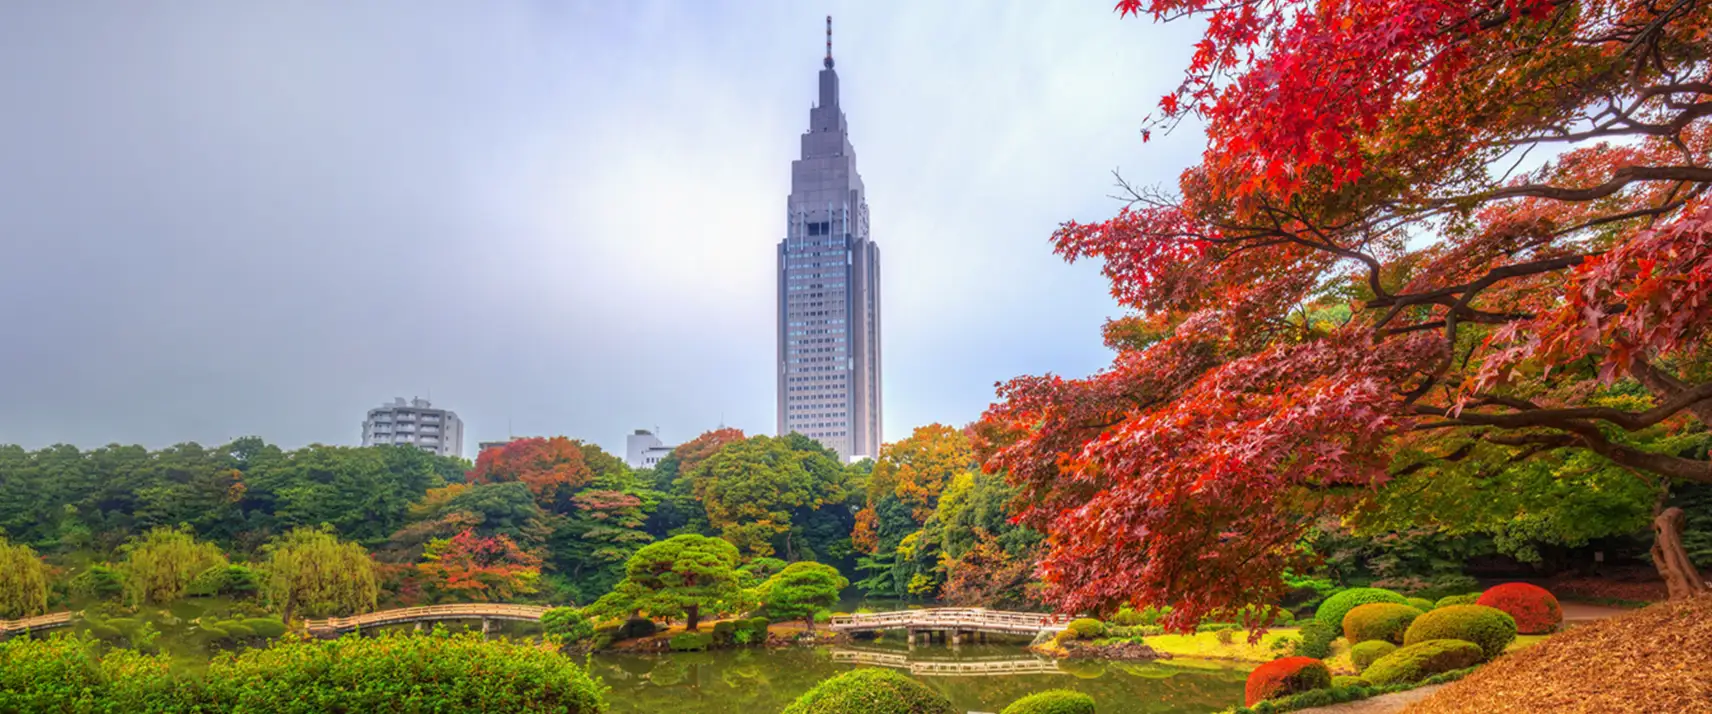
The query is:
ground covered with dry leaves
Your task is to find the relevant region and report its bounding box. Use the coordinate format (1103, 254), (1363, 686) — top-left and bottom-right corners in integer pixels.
(1405, 594), (1712, 713)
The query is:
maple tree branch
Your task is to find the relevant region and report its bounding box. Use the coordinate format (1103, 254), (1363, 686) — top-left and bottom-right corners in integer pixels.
(1476, 166), (1712, 203)
(1415, 380), (1712, 431)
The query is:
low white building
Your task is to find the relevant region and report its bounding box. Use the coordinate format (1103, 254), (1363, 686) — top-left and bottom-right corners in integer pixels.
(625, 429), (674, 469)
(362, 397), (464, 458)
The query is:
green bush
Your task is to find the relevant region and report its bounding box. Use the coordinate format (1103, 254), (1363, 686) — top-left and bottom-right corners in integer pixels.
(618, 617), (657, 640)
(1331, 676), (1370, 688)
(1232, 667), (1478, 714)
(712, 620), (737, 646)
(813, 610), (832, 624)
(1434, 593), (1481, 608)
(783, 668), (956, 714)
(242, 618), (287, 639)
(541, 608), (595, 647)
(1348, 641), (1397, 672)
(0, 634), (186, 711)
(220, 621), (255, 639)
(1405, 598), (1434, 611)
(1341, 603), (1422, 645)
(1416, 575), (1481, 602)
(1403, 605), (1516, 660)
(1314, 588), (1407, 628)
(1001, 689), (1096, 714)
(1363, 639), (1484, 686)
(1066, 618), (1106, 639)
(1109, 604), (1170, 626)
(668, 632), (711, 652)
(87, 623), (124, 640)
(199, 625), (231, 641)
(68, 565), (126, 601)
(1292, 620), (1336, 659)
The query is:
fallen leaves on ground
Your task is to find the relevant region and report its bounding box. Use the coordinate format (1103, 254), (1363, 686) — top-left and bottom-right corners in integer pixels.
(1405, 594), (1712, 714)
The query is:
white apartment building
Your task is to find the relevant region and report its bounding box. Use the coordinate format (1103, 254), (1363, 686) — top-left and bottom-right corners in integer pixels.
(625, 429), (675, 469)
(362, 397), (464, 458)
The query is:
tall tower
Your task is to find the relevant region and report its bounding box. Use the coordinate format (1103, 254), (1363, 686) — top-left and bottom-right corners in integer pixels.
(778, 16), (882, 462)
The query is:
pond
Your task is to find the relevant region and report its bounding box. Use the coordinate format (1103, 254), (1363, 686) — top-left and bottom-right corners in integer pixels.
(589, 642), (1249, 714)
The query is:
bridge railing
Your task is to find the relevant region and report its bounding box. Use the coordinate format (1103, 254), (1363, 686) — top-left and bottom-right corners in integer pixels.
(0, 611), (75, 634)
(306, 603), (553, 631)
(828, 608), (1073, 632)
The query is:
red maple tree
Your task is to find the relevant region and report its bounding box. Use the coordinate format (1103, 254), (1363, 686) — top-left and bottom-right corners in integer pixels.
(978, 0), (1712, 629)
(466, 437), (594, 508)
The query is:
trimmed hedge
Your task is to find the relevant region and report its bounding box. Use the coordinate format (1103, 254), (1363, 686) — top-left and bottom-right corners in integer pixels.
(1000, 689), (1096, 714)
(1330, 676), (1370, 688)
(1434, 593), (1481, 608)
(1065, 618), (1106, 640)
(1314, 588), (1406, 628)
(1230, 667), (1477, 714)
(668, 633), (711, 652)
(618, 617), (656, 640)
(783, 668), (957, 714)
(1476, 582), (1562, 634)
(1403, 604), (1517, 660)
(1244, 657), (1331, 706)
(1292, 620), (1336, 659)
(1341, 603), (1421, 645)
(1405, 598), (1435, 612)
(1362, 639), (1483, 686)
(1348, 641), (1397, 673)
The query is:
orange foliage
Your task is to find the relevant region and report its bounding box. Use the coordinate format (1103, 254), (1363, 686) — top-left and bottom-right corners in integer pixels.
(466, 437), (593, 507)
(871, 424), (973, 522)
(671, 428), (746, 476)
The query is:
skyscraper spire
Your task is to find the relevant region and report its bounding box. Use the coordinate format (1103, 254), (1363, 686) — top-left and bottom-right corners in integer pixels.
(824, 15), (834, 69)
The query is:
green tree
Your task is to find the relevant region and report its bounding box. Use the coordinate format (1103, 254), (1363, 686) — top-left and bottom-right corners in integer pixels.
(245, 445), (441, 546)
(0, 537), (50, 618)
(116, 526), (227, 605)
(684, 435), (847, 558)
(260, 526), (379, 622)
(760, 562), (847, 631)
(596, 534), (742, 631)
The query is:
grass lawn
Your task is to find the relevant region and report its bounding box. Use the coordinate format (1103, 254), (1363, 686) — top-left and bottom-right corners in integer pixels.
(1142, 628), (1301, 663)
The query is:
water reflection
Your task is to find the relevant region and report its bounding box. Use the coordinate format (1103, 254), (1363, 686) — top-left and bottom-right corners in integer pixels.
(589, 644), (1248, 714)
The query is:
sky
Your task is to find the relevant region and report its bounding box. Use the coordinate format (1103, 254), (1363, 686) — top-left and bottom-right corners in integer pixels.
(0, 1), (1206, 458)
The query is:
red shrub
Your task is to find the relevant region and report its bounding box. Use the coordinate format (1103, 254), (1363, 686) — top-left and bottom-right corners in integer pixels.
(1477, 582), (1562, 634)
(1244, 656), (1331, 706)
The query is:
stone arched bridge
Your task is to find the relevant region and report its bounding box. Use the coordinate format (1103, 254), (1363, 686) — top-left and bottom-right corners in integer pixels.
(304, 603), (552, 636)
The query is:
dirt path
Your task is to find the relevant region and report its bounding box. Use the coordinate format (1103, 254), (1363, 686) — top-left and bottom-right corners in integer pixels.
(1293, 685), (1445, 714)
(1559, 602), (1633, 623)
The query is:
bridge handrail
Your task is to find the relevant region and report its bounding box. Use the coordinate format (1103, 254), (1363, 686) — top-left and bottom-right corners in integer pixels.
(828, 608), (1073, 631)
(306, 603), (553, 631)
(0, 611), (75, 633)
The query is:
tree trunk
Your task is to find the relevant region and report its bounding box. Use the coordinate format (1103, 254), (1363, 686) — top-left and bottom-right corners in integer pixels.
(804, 615), (815, 632)
(685, 604), (700, 631)
(281, 594), (296, 625)
(1651, 507), (1708, 600)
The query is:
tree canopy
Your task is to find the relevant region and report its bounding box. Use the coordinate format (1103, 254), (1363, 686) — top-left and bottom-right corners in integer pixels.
(977, 0), (1712, 627)
(760, 562), (847, 630)
(0, 537), (49, 619)
(594, 534), (742, 631)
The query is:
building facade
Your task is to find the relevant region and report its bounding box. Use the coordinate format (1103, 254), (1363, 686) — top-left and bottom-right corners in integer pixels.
(777, 19), (882, 462)
(361, 397), (464, 458)
(625, 429), (675, 469)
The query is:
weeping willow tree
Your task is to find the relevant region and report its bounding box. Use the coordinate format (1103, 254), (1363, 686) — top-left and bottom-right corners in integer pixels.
(261, 526), (378, 623)
(117, 526), (228, 606)
(0, 537), (50, 618)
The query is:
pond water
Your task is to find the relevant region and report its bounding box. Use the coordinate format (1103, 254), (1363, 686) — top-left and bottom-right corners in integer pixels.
(589, 642), (1249, 714)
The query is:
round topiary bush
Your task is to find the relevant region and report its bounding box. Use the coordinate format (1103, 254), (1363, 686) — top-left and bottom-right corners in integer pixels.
(1405, 597), (1435, 611)
(783, 668), (957, 714)
(241, 618), (288, 639)
(1349, 640), (1397, 672)
(1065, 618), (1106, 640)
(1244, 656), (1332, 706)
(1475, 582), (1562, 634)
(1000, 689), (1096, 714)
(1434, 593), (1481, 609)
(668, 633), (710, 652)
(1362, 639), (1484, 686)
(618, 617), (657, 640)
(1403, 604), (1517, 660)
(1341, 603), (1422, 645)
(220, 621), (255, 639)
(1314, 588), (1407, 628)
(1331, 675), (1370, 688)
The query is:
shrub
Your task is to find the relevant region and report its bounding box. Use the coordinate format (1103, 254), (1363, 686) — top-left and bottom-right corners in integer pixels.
(1331, 676), (1370, 688)
(87, 623), (124, 640)
(1001, 689), (1096, 714)
(1341, 603), (1422, 645)
(1244, 656), (1332, 706)
(0, 634), (186, 711)
(1066, 618), (1106, 640)
(1475, 582), (1562, 634)
(188, 565), (262, 598)
(68, 565), (126, 601)
(783, 668), (957, 714)
(1403, 604), (1517, 660)
(1435, 593), (1481, 608)
(241, 618), (287, 639)
(711, 620), (736, 646)
(618, 617), (657, 640)
(541, 608), (595, 647)
(1405, 597), (1435, 611)
(200, 631), (608, 712)
(1348, 641), (1397, 672)
(1109, 604), (1169, 626)
(1417, 574), (1482, 602)
(221, 621), (255, 639)
(1292, 620), (1336, 659)
(813, 610), (832, 624)
(668, 632), (711, 652)
(1314, 588), (1407, 628)
(1362, 639), (1483, 686)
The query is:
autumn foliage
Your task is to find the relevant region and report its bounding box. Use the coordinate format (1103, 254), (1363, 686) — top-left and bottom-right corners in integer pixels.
(417, 529), (542, 601)
(976, 0), (1712, 627)
(467, 437), (593, 506)
(1244, 656), (1331, 706)
(1476, 582), (1563, 634)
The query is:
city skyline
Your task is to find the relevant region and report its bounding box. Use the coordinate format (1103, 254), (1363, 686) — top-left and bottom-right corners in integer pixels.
(0, 3), (1205, 458)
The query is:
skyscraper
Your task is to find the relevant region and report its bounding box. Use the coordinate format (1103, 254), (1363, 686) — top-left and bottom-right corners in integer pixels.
(778, 17), (882, 463)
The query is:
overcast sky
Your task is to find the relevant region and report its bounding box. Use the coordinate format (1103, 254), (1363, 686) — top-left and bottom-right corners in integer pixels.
(0, 1), (1204, 457)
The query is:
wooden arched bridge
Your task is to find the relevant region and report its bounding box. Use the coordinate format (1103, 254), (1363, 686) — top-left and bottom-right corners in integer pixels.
(828, 608), (1071, 645)
(304, 603), (552, 636)
(831, 648), (1066, 677)
(0, 611), (75, 638)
